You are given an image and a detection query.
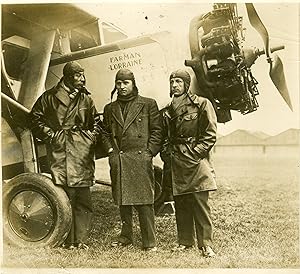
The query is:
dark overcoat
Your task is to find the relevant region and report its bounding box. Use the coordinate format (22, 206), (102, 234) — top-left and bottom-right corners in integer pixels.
(102, 95), (162, 205)
(31, 83), (99, 187)
(161, 92), (217, 196)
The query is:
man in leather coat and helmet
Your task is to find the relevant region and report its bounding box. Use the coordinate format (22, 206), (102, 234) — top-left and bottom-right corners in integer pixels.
(160, 69), (217, 257)
(31, 61), (101, 250)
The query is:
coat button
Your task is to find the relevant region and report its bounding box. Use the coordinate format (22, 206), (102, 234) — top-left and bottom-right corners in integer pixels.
(120, 151), (123, 154)
(138, 118), (142, 122)
(180, 134), (184, 137)
(138, 134), (142, 138)
(138, 151), (142, 154)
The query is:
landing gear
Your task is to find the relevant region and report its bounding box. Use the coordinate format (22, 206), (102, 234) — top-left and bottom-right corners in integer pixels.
(3, 173), (72, 248)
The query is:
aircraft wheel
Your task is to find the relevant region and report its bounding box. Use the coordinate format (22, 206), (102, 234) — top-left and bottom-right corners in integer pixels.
(154, 165), (163, 202)
(154, 165), (175, 216)
(3, 173), (72, 248)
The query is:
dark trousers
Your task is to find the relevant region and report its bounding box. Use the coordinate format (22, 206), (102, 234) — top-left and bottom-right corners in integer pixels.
(174, 191), (213, 248)
(119, 204), (156, 248)
(63, 187), (93, 245)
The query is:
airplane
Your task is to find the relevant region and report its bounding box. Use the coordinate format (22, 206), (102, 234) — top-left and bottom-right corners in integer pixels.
(1, 3), (293, 248)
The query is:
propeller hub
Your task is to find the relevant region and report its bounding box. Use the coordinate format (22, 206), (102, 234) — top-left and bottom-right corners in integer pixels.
(242, 47), (259, 67)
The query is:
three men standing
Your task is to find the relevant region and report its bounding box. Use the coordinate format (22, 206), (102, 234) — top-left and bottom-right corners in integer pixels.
(31, 61), (100, 250)
(101, 69), (162, 251)
(31, 64), (217, 255)
(160, 69), (217, 257)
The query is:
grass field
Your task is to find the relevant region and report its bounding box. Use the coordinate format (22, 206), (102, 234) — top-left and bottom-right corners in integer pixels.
(2, 155), (299, 269)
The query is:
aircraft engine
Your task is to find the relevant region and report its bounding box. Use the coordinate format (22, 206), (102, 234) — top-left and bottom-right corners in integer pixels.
(185, 3), (291, 123)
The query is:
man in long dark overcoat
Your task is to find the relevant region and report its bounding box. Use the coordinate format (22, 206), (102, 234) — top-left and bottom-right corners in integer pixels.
(31, 61), (100, 250)
(101, 69), (162, 251)
(160, 69), (217, 257)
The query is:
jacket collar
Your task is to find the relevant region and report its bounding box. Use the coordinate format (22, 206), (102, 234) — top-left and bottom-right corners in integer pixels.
(164, 92), (191, 120)
(110, 95), (145, 132)
(123, 96), (144, 132)
(110, 100), (124, 127)
(54, 83), (71, 106)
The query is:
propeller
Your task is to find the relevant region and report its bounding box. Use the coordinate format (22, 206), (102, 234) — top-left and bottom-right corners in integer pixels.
(269, 54), (293, 110)
(245, 3), (293, 111)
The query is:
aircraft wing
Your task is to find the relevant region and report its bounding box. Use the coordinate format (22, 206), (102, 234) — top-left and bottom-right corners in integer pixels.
(2, 3), (98, 40)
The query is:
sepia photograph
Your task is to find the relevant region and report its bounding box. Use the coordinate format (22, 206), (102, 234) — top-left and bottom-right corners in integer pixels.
(1, 1), (299, 274)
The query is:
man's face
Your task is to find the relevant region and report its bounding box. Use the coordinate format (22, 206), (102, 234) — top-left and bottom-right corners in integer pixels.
(71, 72), (85, 89)
(170, 77), (185, 97)
(116, 79), (134, 96)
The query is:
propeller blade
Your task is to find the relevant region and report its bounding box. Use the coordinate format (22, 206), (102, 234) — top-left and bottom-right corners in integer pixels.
(269, 54), (293, 111)
(246, 4), (292, 110)
(245, 3), (271, 60)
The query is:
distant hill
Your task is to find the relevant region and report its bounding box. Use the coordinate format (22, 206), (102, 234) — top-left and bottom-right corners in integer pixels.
(216, 129), (263, 146)
(249, 131), (270, 140)
(265, 128), (300, 145)
(216, 128), (300, 146)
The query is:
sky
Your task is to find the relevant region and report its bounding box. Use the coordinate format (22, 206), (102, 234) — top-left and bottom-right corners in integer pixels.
(78, 2), (299, 136)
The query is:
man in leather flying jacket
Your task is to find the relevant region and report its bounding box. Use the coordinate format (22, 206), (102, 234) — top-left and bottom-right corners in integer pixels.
(160, 69), (217, 257)
(31, 61), (101, 250)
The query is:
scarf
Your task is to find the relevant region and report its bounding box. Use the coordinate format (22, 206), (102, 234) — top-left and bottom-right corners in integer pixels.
(171, 93), (188, 114)
(117, 89), (138, 102)
(61, 79), (79, 100)
(117, 90), (138, 119)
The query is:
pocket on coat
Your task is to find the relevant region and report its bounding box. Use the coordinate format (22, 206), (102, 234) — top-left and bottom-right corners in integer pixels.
(180, 143), (201, 163)
(183, 112), (198, 121)
(51, 130), (64, 151)
(74, 130), (94, 145)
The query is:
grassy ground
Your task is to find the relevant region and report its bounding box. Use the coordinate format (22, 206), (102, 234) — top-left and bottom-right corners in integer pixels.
(2, 155), (299, 269)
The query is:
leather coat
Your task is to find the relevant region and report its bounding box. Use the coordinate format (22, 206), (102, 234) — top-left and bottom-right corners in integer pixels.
(160, 92), (217, 196)
(31, 82), (100, 187)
